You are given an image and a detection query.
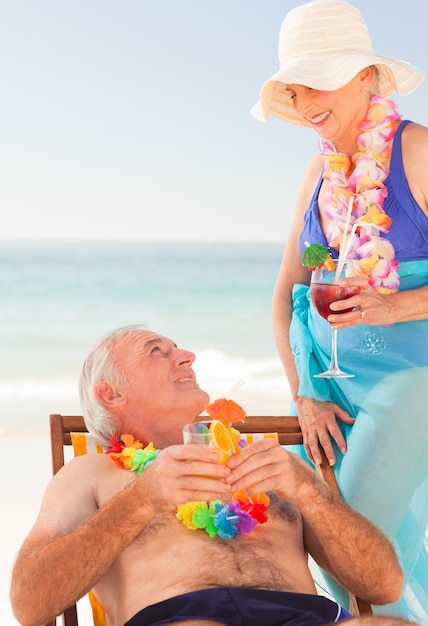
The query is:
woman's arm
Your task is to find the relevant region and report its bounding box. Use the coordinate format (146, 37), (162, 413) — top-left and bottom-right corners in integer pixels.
(272, 156), (355, 466)
(272, 155), (323, 403)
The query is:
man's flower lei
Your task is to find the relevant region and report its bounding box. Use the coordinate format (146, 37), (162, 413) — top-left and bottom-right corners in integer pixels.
(176, 493), (269, 540)
(105, 429), (270, 540)
(317, 95), (402, 294)
(106, 434), (160, 474)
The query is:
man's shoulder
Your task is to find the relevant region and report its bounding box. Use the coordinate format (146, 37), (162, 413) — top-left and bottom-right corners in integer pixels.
(64, 450), (112, 470)
(54, 451), (121, 487)
(62, 452), (135, 496)
(39, 453), (130, 525)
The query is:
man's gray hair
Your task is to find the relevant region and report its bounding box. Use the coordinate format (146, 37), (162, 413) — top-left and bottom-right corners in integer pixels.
(79, 324), (147, 447)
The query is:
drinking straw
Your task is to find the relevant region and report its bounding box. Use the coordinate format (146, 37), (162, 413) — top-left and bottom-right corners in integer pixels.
(225, 379), (246, 400)
(339, 220), (380, 271)
(335, 196), (354, 281)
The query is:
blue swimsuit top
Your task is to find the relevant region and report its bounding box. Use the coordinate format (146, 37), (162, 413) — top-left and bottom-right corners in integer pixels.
(298, 120), (428, 262)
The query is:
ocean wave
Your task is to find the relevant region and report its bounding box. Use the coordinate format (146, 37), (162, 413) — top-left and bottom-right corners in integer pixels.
(0, 350), (290, 399)
(0, 378), (77, 398)
(193, 349), (291, 414)
(0, 352), (291, 435)
(0, 378), (81, 435)
(194, 348), (289, 388)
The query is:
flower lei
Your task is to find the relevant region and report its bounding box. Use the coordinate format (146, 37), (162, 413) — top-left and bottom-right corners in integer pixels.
(318, 95), (401, 294)
(105, 432), (270, 540)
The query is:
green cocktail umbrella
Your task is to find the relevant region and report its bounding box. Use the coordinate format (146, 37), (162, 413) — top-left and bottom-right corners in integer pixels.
(302, 242), (332, 270)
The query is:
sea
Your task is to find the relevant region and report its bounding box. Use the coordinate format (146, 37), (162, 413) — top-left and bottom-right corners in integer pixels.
(0, 239), (292, 435)
(0, 239), (293, 624)
(3, 241), (424, 625)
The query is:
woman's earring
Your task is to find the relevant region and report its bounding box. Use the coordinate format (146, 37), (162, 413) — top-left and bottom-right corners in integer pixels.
(362, 86), (368, 91)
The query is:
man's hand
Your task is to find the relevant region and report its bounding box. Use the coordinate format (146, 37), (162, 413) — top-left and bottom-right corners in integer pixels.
(224, 438), (313, 502)
(137, 445), (233, 515)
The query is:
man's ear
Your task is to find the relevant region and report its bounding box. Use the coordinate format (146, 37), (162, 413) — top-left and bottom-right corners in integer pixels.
(94, 381), (127, 407)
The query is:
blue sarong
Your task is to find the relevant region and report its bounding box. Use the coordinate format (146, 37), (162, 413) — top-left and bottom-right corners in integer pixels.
(289, 260), (428, 622)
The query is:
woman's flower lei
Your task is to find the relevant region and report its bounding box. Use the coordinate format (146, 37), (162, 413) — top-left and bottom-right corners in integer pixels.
(317, 95), (401, 294)
(105, 431), (270, 540)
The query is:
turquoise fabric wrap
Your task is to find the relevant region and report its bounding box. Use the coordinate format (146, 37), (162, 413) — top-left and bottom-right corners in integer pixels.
(289, 261), (428, 622)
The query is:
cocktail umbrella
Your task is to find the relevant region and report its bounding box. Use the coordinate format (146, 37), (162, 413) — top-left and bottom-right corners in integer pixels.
(302, 242), (333, 270)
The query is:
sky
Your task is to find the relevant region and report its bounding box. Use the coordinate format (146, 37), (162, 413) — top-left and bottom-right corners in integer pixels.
(1, 0), (428, 243)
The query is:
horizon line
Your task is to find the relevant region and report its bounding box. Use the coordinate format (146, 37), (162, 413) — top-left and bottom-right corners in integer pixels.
(0, 238), (286, 245)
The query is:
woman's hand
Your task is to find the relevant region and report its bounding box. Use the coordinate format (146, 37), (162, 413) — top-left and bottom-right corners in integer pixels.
(295, 396), (355, 466)
(328, 277), (394, 328)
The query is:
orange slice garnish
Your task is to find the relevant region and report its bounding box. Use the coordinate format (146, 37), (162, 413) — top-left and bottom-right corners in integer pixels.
(321, 257), (335, 271)
(209, 419), (241, 455)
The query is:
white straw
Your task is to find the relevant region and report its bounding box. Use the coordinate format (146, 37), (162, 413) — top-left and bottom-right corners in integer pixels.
(335, 195), (354, 281)
(340, 220), (380, 271)
(225, 378), (246, 400)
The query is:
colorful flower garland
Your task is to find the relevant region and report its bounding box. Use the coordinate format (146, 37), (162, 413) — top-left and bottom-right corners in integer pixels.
(317, 95), (401, 294)
(105, 431), (270, 540)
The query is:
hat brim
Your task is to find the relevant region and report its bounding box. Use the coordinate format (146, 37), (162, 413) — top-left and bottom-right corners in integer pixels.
(252, 51), (425, 126)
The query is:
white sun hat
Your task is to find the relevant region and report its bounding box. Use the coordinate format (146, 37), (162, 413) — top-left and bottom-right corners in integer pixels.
(251, 0), (425, 127)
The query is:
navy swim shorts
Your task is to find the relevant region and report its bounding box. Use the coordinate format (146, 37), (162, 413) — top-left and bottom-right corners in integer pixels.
(124, 586), (351, 625)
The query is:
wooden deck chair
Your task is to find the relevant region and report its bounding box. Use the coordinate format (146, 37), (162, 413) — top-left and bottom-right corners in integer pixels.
(48, 413), (372, 626)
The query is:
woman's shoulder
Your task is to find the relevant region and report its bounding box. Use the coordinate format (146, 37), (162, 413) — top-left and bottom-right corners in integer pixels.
(296, 154), (324, 208)
(401, 122), (428, 215)
(401, 121), (428, 148)
(304, 154), (325, 180)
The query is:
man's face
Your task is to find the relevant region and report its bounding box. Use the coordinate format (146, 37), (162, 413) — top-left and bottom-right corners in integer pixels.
(109, 330), (209, 446)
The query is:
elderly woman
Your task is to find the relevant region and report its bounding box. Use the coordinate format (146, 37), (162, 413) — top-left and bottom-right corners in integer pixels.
(252, 0), (428, 622)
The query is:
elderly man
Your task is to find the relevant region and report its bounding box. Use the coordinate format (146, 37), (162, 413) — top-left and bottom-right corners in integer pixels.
(11, 325), (403, 626)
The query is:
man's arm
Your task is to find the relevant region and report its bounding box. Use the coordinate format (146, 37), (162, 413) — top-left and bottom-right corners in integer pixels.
(298, 474), (402, 605)
(10, 445), (232, 626)
(10, 454), (152, 626)
(226, 439), (403, 605)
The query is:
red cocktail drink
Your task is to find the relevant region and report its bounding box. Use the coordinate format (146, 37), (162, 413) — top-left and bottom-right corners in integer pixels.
(311, 283), (357, 320)
(309, 260), (357, 378)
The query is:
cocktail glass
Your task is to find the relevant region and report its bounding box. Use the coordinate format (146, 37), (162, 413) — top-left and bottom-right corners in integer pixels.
(182, 421), (231, 464)
(310, 260), (356, 379)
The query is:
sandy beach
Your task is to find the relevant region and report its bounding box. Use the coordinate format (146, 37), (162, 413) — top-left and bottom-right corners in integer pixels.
(1, 430), (98, 626)
(1, 431), (50, 625)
